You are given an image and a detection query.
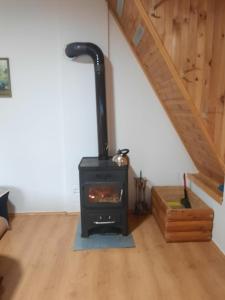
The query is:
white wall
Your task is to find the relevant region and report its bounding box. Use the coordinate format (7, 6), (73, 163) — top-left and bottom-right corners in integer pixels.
(59, 0), (108, 211)
(0, 1), (209, 212)
(0, 0), (65, 212)
(190, 182), (225, 254)
(0, 0), (108, 212)
(108, 15), (196, 206)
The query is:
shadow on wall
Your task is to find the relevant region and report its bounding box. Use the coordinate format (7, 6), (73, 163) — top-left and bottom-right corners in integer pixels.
(105, 58), (152, 211)
(129, 165), (152, 212)
(128, 166), (152, 232)
(105, 57), (116, 155)
(0, 255), (22, 300)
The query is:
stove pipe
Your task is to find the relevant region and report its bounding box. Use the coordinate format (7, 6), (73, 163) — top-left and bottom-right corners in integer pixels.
(65, 42), (109, 160)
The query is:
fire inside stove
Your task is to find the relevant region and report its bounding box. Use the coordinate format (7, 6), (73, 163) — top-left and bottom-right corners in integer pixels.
(88, 184), (123, 204)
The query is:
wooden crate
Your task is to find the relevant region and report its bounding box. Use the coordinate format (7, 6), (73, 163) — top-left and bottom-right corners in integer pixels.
(151, 186), (214, 242)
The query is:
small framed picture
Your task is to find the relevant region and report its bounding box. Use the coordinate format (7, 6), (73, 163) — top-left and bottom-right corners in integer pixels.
(0, 58), (12, 97)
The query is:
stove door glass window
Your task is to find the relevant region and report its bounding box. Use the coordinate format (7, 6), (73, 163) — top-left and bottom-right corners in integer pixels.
(87, 183), (123, 204)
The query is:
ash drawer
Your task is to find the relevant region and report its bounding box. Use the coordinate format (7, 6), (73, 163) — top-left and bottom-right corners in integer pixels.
(87, 212), (121, 225)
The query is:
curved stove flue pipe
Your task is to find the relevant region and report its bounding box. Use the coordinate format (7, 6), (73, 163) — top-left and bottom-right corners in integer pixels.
(65, 42), (108, 160)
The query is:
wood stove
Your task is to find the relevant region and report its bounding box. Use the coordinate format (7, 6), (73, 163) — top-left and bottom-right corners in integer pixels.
(65, 42), (129, 237)
(79, 157), (128, 237)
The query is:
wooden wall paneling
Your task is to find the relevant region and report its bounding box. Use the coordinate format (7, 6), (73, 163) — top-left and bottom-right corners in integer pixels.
(141, 0), (198, 105)
(108, 0), (225, 186)
(193, 0), (207, 110)
(208, 1), (225, 159)
(201, 0), (215, 126)
(141, 2), (215, 141)
(222, 115), (225, 163)
(140, 0), (225, 163)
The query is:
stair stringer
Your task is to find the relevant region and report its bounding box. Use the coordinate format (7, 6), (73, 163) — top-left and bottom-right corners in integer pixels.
(108, 0), (225, 184)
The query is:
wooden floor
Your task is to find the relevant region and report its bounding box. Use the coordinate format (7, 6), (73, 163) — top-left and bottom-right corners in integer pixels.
(1, 214), (225, 300)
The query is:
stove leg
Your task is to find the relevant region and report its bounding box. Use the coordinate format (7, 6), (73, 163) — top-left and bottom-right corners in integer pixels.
(81, 229), (89, 238)
(122, 227), (128, 236)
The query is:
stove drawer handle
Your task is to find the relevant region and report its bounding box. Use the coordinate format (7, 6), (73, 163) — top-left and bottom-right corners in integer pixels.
(93, 221), (116, 224)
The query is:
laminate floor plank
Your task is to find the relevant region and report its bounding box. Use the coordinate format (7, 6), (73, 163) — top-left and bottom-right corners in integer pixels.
(0, 214), (225, 300)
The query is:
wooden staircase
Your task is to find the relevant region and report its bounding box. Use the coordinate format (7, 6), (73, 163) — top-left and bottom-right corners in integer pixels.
(108, 0), (225, 202)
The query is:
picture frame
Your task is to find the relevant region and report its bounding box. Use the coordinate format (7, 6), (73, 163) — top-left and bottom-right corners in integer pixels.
(0, 58), (12, 97)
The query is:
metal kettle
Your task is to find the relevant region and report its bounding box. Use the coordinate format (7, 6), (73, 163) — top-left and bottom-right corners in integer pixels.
(112, 149), (129, 166)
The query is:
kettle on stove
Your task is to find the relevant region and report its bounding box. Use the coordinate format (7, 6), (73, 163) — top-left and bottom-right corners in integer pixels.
(112, 149), (130, 166)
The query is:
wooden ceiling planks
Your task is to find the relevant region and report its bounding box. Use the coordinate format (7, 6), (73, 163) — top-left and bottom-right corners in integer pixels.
(108, 0), (225, 185)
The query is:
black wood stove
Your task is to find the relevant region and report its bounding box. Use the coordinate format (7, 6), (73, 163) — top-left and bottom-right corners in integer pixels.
(65, 42), (128, 237)
(79, 157), (128, 237)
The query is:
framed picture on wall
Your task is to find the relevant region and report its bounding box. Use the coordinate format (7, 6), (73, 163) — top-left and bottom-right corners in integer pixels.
(0, 58), (12, 97)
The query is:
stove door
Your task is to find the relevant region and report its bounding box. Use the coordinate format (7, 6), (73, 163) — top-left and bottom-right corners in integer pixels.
(83, 182), (124, 207)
